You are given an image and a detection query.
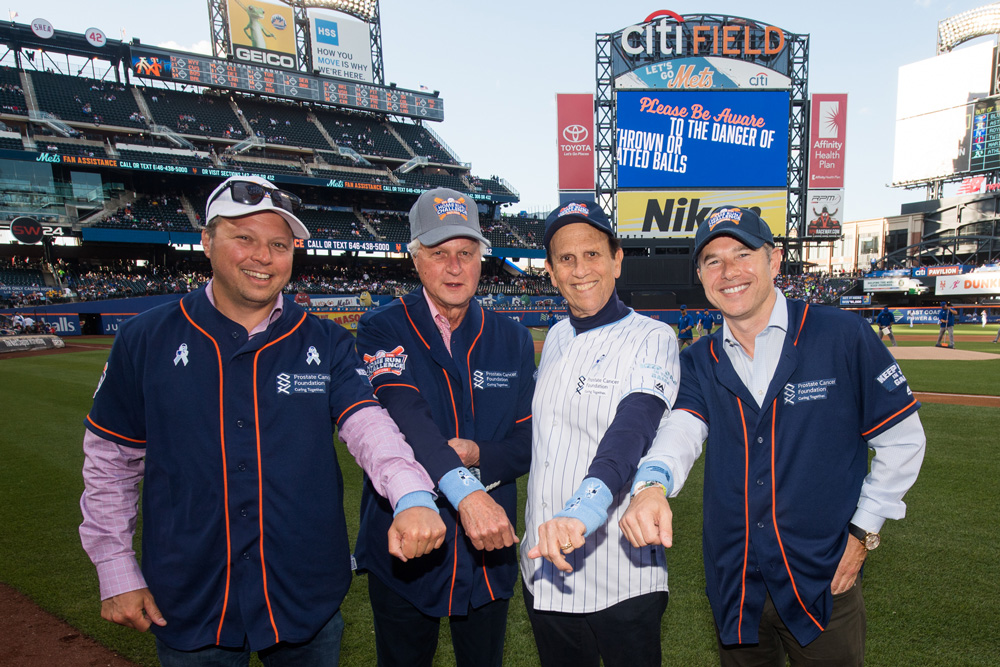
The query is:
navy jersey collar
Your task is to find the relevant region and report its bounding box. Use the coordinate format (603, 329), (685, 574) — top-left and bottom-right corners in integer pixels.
(569, 291), (631, 334)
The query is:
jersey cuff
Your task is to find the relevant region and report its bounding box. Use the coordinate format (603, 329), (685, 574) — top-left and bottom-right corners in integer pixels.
(438, 467), (487, 509)
(850, 507), (886, 535)
(554, 477), (614, 537)
(635, 461), (674, 496)
(393, 490), (439, 517)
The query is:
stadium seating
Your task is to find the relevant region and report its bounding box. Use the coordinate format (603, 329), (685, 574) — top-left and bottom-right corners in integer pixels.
(93, 195), (192, 231)
(312, 108), (409, 159)
(140, 87), (245, 140)
(389, 121), (456, 164)
(234, 96), (331, 150)
(34, 140), (107, 158)
(0, 66), (28, 115)
(30, 72), (146, 129)
(0, 135), (24, 150)
(296, 208), (373, 239)
(396, 170), (469, 191)
(0, 267), (45, 286)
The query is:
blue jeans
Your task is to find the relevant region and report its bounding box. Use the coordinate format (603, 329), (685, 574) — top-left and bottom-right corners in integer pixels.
(154, 610), (344, 667)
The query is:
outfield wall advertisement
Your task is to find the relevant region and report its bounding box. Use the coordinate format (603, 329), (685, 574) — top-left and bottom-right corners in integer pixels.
(616, 89), (789, 189)
(617, 189), (787, 238)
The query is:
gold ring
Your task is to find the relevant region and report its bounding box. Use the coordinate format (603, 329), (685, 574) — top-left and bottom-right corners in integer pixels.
(561, 541), (573, 552)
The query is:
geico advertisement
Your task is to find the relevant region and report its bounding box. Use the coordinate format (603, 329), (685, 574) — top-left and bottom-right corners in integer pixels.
(227, 0), (297, 68)
(616, 89), (789, 189)
(315, 311), (363, 330)
(617, 190), (787, 238)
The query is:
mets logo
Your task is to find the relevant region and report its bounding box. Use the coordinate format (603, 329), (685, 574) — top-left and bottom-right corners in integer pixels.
(559, 202), (589, 218)
(707, 208), (742, 231)
(433, 196), (468, 221)
(363, 346), (408, 378)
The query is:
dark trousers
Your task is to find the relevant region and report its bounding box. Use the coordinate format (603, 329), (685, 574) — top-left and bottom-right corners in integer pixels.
(154, 609), (343, 667)
(717, 582), (866, 667)
(367, 572), (509, 667)
(522, 581), (668, 667)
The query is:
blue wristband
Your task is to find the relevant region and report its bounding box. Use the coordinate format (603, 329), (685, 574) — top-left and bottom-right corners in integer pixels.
(635, 461), (674, 497)
(553, 477), (614, 537)
(392, 490), (438, 517)
(437, 466), (487, 509)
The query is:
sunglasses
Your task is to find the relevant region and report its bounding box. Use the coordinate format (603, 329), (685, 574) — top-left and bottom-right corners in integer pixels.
(212, 180), (301, 214)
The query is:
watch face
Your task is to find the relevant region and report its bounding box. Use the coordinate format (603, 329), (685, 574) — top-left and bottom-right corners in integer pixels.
(864, 533), (881, 550)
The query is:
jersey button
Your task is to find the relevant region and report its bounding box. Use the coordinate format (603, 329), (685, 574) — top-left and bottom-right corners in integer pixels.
(756, 437), (763, 444)
(240, 508), (248, 517)
(232, 332), (240, 339)
(238, 463), (246, 472)
(241, 551), (250, 560)
(757, 521), (765, 529)
(757, 479), (764, 486)
(236, 419), (245, 428)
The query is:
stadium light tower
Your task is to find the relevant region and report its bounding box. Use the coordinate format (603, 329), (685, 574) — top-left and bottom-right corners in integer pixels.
(937, 2), (1000, 53)
(205, 0), (384, 83)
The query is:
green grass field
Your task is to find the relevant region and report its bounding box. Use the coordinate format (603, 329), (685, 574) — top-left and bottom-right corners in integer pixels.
(1, 332), (998, 665)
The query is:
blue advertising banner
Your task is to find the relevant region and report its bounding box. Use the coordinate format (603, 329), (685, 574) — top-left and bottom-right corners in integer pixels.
(37, 313), (82, 336)
(616, 89), (789, 188)
(101, 313), (135, 334)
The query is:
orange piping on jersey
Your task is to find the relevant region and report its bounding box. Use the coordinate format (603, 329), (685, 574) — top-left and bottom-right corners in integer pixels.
(769, 400), (825, 633)
(466, 313), (484, 418)
(447, 522), (459, 616)
(736, 398), (751, 644)
(252, 310), (307, 643)
(180, 298), (231, 645)
(401, 299), (431, 350)
(86, 415), (146, 444)
(336, 399), (380, 425)
(482, 554), (496, 601)
(861, 398), (918, 437)
(794, 305), (809, 347)
(374, 383), (421, 395)
(710, 339), (719, 363)
(442, 369), (459, 438)
(515, 414), (532, 424)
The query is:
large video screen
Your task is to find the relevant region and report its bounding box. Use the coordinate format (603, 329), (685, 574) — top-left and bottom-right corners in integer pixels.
(616, 90), (789, 188)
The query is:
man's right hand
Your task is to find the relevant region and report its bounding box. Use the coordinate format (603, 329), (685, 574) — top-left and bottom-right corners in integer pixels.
(619, 487), (674, 548)
(101, 588), (166, 631)
(457, 489), (519, 551)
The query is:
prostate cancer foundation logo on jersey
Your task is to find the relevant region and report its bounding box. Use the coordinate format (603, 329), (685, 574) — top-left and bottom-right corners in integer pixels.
(363, 346), (408, 379)
(472, 369), (518, 390)
(276, 372), (331, 395)
(434, 197), (469, 221)
(783, 378), (836, 405)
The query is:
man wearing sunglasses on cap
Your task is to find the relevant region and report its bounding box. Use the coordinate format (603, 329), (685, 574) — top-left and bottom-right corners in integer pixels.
(80, 175), (446, 666)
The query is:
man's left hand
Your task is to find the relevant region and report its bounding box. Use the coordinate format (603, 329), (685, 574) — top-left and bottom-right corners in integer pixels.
(526, 517), (586, 574)
(387, 507), (447, 562)
(831, 535), (867, 594)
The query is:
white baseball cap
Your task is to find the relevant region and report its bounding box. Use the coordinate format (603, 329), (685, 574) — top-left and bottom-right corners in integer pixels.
(205, 175), (310, 239)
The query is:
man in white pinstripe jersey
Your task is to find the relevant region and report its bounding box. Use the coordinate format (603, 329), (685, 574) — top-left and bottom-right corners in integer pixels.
(520, 201), (680, 667)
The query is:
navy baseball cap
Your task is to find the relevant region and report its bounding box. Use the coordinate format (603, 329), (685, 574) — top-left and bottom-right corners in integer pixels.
(679, 304), (687, 310)
(543, 201), (614, 249)
(693, 206), (774, 260)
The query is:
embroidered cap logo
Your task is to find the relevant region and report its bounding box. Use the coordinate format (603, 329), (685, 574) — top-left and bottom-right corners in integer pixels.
(433, 196), (468, 221)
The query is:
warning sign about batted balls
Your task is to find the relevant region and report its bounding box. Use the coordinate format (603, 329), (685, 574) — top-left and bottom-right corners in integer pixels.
(615, 90), (790, 189)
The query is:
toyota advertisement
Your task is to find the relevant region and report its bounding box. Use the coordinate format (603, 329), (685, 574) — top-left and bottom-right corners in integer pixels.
(615, 89), (789, 189)
(556, 93), (595, 193)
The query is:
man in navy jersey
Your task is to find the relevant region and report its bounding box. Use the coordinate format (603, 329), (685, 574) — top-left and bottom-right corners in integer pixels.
(620, 207), (925, 665)
(80, 175), (445, 666)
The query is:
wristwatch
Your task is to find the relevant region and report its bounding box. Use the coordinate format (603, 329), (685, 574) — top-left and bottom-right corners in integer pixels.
(848, 523), (880, 551)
